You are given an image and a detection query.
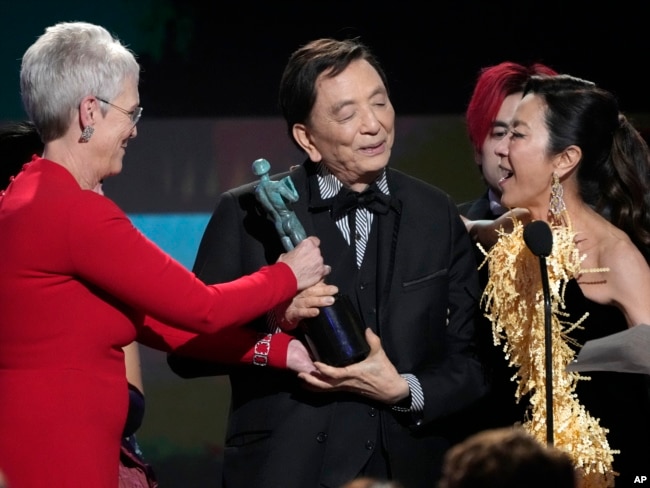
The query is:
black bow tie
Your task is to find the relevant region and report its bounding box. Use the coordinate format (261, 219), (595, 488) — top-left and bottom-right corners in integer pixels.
(330, 185), (392, 219)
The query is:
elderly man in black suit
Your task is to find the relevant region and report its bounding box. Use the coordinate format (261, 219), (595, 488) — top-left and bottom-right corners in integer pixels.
(168, 38), (487, 488)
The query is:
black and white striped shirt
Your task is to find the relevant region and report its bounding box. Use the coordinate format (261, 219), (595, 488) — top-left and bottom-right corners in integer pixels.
(315, 162), (390, 268)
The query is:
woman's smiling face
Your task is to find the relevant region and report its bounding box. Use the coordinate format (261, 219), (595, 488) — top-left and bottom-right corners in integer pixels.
(495, 93), (557, 217)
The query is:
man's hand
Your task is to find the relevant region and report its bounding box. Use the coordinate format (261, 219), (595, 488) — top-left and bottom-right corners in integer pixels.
(297, 329), (410, 404)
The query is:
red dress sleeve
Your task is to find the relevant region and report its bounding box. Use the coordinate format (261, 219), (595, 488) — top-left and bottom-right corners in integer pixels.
(138, 320), (294, 369)
(67, 191), (294, 366)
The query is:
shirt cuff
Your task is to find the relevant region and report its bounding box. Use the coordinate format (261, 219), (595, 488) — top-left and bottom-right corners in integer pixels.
(391, 374), (424, 413)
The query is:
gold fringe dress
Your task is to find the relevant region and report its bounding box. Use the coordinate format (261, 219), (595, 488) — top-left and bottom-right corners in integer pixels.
(480, 218), (617, 487)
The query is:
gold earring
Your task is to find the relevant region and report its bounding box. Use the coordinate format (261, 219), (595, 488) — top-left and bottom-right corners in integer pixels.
(549, 172), (566, 217)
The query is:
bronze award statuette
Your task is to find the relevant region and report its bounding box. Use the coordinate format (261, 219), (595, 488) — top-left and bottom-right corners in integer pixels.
(252, 158), (369, 367)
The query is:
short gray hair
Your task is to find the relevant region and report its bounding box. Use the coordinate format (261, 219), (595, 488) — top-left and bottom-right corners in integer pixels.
(20, 21), (140, 142)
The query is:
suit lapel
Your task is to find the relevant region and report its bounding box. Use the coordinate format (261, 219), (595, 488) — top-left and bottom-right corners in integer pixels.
(375, 180), (402, 331)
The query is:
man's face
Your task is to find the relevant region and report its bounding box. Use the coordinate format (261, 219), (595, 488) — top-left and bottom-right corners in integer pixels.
(477, 92), (522, 200)
(295, 59), (395, 190)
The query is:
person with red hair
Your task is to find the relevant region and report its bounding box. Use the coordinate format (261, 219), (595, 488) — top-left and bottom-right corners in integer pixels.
(459, 61), (557, 220)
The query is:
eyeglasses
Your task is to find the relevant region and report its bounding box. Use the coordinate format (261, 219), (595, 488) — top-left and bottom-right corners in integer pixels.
(96, 96), (143, 125)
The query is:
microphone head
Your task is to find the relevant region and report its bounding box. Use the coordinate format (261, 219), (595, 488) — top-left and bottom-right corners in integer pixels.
(523, 220), (553, 257)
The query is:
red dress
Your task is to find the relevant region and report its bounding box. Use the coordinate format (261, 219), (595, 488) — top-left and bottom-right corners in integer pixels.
(0, 158), (294, 487)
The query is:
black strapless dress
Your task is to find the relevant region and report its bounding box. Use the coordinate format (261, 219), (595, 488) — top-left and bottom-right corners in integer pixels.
(565, 279), (650, 483)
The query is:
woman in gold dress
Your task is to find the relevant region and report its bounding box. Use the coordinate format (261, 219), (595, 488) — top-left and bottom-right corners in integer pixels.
(466, 74), (650, 487)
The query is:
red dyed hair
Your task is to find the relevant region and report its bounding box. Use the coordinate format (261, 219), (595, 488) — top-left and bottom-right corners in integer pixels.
(466, 62), (557, 153)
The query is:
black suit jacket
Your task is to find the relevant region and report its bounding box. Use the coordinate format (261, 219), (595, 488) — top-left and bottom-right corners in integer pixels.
(169, 162), (487, 488)
(457, 191), (528, 436)
(457, 191), (496, 221)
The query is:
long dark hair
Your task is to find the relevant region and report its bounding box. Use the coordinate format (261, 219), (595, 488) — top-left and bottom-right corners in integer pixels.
(524, 74), (650, 260)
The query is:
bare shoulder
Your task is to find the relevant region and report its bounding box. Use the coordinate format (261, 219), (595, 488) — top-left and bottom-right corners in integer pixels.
(599, 227), (646, 270)
(599, 228), (650, 325)
(576, 214), (640, 267)
(577, 218), (650, 324)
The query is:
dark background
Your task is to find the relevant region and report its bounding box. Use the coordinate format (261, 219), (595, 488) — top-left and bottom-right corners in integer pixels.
(117, 1), (650, 118)
(1, 0), (649, 120)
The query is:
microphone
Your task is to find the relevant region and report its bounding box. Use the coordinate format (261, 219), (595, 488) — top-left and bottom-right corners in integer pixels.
(523, 220), (555, 446)
(524, 220), (553, 257)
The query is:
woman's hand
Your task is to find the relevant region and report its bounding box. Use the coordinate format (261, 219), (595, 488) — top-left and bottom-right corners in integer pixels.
(286, 339), (316, 374)
(278, 237), (331, 290)
(275, 281), (338, 331)
(465, 208), (531, 249)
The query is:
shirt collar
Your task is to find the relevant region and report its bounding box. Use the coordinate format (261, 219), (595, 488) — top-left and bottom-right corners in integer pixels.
(488, 188), (508, 216)
(314, 162), (390, 199)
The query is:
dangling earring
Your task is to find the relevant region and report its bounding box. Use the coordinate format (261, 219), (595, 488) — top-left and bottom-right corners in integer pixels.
(549, 172), (566, 221)
(79, 126), (94, 143)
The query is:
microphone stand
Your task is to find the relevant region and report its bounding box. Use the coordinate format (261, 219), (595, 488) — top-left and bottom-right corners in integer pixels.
(524, 220), (554, 446)
(538, 254), (554, 446)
